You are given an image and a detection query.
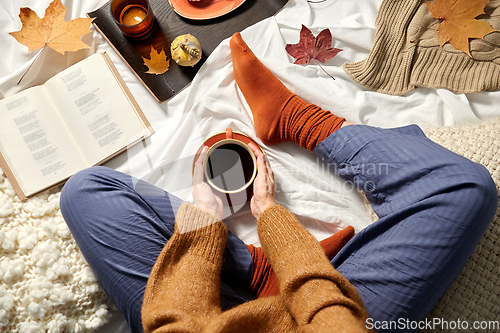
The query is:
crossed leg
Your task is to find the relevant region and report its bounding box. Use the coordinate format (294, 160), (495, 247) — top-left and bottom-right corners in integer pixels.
(317, 125), (497, 332)
(60, 167), (253, 333)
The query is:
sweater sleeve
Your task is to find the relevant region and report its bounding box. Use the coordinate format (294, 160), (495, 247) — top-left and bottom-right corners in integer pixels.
(257, 205), (371, 333)
(141, 202), (227, 333)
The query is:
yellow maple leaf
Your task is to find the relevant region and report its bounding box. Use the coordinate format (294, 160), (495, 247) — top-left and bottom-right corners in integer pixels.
(9, 0), (94, 55)
(142, 46), (171, 75)
(426, 0), (498, 56)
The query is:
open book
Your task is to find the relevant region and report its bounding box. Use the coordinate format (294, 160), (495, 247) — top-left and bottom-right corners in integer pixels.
(0, 52), (153, 201)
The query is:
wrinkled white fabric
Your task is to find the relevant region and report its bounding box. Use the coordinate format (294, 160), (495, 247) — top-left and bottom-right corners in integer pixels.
(2, 1), (500, 331)
(3, 0), (500, 238)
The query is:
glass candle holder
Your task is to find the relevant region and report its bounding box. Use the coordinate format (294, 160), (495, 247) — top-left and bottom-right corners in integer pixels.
(110, 0), (155, 39)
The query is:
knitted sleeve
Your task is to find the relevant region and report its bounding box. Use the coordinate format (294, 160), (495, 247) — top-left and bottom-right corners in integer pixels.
(141, 202), (227, 333)
(257, 205), (371, 333)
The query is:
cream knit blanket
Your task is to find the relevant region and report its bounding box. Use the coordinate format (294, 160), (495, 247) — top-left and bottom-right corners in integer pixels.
(0, 118), (498, 332)
(422, 118), (500, 331)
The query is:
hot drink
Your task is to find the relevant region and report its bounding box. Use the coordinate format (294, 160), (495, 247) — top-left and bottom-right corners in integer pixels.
(196, 127), (262, 209)
(206, 143), (255, 193)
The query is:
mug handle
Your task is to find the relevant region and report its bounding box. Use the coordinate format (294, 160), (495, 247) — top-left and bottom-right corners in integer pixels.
(226, 128), (233, 139)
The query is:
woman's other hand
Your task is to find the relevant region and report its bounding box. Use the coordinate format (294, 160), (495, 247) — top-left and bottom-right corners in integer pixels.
(192, 146), (224, 220)
(249, 143), (276, 220)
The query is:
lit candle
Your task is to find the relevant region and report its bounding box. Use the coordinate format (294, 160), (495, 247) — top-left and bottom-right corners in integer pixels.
(119, 5), (147, 26)
(111, 0), (155, 39)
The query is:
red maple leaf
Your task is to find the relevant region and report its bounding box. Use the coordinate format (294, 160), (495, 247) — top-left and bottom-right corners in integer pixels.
(285, 25), (342, 65)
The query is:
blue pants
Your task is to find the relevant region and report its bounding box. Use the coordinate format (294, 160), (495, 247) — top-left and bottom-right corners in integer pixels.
(60, 125), (498, 333)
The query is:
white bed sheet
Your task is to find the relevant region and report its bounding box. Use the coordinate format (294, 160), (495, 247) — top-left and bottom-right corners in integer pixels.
(2, 0), (500, 331)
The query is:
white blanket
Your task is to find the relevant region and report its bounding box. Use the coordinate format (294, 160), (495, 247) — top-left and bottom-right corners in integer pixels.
(2, 0), (500, 331)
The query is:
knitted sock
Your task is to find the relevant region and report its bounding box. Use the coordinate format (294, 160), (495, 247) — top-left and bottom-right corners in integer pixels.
(246, 226), (355, 298)
(230, 33), (346, 151)
(319, 225), (355, 259)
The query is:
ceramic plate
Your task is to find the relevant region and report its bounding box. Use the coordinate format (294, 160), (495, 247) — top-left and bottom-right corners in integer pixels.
(168, 0), (247, 20)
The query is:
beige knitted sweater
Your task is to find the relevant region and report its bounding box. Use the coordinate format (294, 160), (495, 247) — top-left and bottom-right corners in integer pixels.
(141, 203), (370, 332)
(343, 0), (500, 95)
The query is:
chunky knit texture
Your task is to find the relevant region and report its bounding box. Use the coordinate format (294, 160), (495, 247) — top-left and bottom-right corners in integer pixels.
(420, 117), (500, 332)
(246, 226), (355, 298)
(0, 171), (112, 333)
(141, 203), (370, 333)
(343, 0), (500, 95)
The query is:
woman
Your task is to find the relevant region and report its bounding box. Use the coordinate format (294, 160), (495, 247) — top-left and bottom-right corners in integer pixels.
(60, 34), (498, 333)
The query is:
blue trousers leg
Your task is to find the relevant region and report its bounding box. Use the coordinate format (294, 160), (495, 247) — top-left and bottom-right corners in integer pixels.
(60, 167), (253, 333)
(315, 125), (498, 332)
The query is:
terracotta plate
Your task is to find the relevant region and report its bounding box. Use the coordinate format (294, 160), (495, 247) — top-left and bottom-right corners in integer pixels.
(168, 0), (247, 20)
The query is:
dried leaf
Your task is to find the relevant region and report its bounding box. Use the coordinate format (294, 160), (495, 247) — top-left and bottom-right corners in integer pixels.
(142, 46), (174, 93)
(142, 46), (170, 75)
(9, 0), (94, 55)
(285, 25), (342, 65)
(426, 0), (498, 56)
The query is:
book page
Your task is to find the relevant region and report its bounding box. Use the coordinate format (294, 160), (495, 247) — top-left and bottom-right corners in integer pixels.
(44, 53), (150, 165)
(0, 88), (87, 196)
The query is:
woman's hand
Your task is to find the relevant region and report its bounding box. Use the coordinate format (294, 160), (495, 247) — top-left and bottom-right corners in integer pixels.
(249, 143), (276, 220)
(192, 146), (223, 220)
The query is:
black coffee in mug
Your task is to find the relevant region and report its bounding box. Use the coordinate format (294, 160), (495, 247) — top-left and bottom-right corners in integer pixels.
(206, 143), (255, 192)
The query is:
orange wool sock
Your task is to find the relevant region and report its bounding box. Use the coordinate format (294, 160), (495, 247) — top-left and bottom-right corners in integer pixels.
(319, 225), (355, 260)
(246, 244), (279, 298)
(246, 226), (355, 298)
(230, 33), (345, 151)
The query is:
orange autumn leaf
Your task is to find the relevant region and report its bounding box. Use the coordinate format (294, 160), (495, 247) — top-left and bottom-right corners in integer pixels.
(426, 0), (498, 56)
(9, 0), (94, 55)
(142, 46), (171, 75)
(142, 46), (175, 93)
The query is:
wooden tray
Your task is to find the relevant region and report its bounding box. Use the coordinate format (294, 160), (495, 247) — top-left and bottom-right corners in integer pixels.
(88, 0), (289, 103)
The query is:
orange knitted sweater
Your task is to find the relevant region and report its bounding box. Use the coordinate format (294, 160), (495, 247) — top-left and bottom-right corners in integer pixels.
(141, 203), (371, 332)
